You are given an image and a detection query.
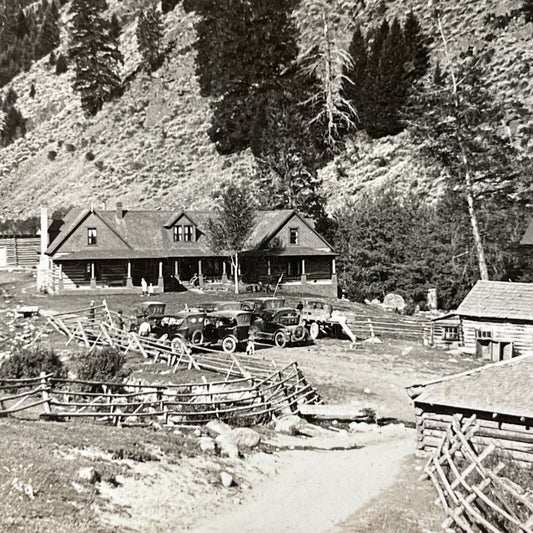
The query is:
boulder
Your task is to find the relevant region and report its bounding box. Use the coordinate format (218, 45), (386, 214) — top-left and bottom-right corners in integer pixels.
(275, 415), (304, 435)
(220, 472), (234, 488)
(199, 436), (216, 453)
(225, 428), (261, 449)
(206, 419), (231, 437)
(383, 293), (406, 312)
(78, 467), (101, 484)
(215, 434), (240, 459)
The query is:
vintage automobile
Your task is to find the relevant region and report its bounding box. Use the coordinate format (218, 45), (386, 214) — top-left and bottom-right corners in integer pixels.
(148, 311), (206, 348)
(202, 310), (252, 353)
(296, 298), (354, 341)
(197, 301), (242, 313)
(131, 301), (167, 334)
(250, 307), (307, 347)
(240, 297), (286, 314)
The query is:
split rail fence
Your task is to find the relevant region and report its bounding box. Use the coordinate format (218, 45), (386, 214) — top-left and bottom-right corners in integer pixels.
(423, 414), (533, 533)
(343, 313), (430, 342)
(0, 361), (320, 426)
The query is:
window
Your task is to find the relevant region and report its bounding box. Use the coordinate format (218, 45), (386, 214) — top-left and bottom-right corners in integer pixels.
(289, 227), (299, 245)
(476, 329), (492, 339)
(443, 326), (459, 341)
(87, 228), (97, 245)
(184, 225), (193, 242)
(173, 226), (183, 242)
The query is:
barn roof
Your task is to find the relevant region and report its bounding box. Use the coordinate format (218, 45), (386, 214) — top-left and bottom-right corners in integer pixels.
(407, 355), (533, 419)
(520, 218), (533, 245)
(456, 280), (533, 321)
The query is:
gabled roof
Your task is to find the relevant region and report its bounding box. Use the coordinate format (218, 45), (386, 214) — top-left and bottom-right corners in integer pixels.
(407, 355), (533, 419)
(520, 218), (533, 245)
(455, 280), (533, 321)
(47, 207), (334, 258)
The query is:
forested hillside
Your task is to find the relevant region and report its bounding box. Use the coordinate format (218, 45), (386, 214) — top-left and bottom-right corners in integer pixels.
(0, 0), (532, 308)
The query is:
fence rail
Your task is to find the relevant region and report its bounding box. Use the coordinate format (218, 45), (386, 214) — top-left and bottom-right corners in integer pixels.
(423, 414), (533, 533)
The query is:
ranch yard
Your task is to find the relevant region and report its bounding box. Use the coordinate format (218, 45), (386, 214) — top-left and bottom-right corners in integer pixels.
(0, 270), (485, 532)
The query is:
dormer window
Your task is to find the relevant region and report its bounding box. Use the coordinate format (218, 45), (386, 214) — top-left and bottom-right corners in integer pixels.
(289, 228), (299, 245)
(87, 228), (97, 245)
(173, 225), (194, 242)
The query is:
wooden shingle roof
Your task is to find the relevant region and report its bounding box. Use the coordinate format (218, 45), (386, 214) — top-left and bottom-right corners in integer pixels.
(456, 280), (533, 322)
(407, 355), (533, 419)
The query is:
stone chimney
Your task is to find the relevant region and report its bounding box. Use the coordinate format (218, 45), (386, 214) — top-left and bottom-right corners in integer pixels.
(116, 201), (124, 219)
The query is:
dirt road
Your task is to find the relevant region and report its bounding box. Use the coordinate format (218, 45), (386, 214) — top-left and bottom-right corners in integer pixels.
(187, 436), (414, 533)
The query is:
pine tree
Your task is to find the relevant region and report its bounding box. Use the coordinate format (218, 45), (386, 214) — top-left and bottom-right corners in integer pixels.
(109, 13), (121, 41)
(55, 53), (68, 74)
(162, 0), (180, 14)
(403, 10), (429, 78)
(1, 89), (26, 146)
(68, 0), (123, 116)
(34, 3), (60, 60)
(136, 6), (164, 72)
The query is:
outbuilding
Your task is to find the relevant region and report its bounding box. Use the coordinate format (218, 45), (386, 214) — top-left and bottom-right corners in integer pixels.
(430, 281), (533, 360)
(407, 355), (533, 464)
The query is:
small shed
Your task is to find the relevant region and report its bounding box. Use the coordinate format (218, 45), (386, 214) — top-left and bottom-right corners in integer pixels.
(0, 233), (40, 269)
(430, 281), (533, 360)
(407, 355), (533, 464)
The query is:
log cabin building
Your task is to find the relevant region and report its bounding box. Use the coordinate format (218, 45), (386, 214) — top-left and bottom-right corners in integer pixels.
(429, 280), (533, 360)
(40, 204), (337, 296)
(407, 355), (533, 464)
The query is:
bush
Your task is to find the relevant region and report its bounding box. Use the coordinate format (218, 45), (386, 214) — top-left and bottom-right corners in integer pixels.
(77, 348), (129, 383)
(0, 346), (66, 379)
(47, 150), (57, 160)
(85, 151), (95, 161)
(65, 143), (76, 152)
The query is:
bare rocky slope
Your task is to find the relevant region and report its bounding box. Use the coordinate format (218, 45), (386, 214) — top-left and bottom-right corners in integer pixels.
(0, 0), (531, 218)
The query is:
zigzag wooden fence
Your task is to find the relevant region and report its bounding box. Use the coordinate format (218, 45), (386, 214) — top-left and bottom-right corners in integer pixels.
(0, 362), (320, 426)
(423, 414), (533, 533)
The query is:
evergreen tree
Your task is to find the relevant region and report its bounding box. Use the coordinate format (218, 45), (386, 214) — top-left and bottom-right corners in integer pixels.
(55, 53), (68, 74)
(29, 83), (36, 98)
(1, 89), (26, 146)
(136, 6), (164, 72)
(68, 0), (123, 116)
(109, 13), (121, 41)
(162, 0), (180, 14)
(34, 3), (60, 60)
(403, 10), (429, 78)
(15, 9), (28, 40)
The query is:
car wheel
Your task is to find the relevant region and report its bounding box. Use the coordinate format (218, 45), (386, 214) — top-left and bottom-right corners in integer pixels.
(171, 336), (186, 355)
(308, 321), (320, 340)
(222, 335), (237, 354)
(292, 325), (306, 342)
(274, 330), (287, 348)
(191, 329), (204, 345)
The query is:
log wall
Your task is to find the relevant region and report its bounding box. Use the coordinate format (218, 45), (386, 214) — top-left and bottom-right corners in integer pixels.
(415, 403), (533, 464)
(0, 237), (40, 268)
(462, 317), (533, 357)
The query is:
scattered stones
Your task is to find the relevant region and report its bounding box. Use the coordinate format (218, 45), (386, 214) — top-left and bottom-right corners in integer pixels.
(224, 428), (261, 449)
(220, 471), (234, 488)
(215, 434), (240, 459)
(78, 466), (101, 484)
(274, 415), (304, 435)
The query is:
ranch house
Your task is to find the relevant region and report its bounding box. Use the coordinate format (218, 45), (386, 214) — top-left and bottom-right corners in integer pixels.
(40, 204), (337, 296)
(430, 280), (533, 360)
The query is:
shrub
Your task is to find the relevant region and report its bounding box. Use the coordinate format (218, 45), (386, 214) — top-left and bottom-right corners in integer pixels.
(65, 143), (76, 152)
(29, 83), (36, 98)
(55, 54), (67, 75)
(47, 150), (57, 161)
(0, 346), (66, 379)
(49, 51), (56, 66)
(77, 347), (129, 383)
(85, 151), (95, 161)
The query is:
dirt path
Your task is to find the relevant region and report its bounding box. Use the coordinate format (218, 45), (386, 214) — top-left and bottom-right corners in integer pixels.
(187, 437), (414, 533)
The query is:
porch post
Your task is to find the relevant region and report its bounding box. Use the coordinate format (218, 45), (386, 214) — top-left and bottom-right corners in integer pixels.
(90, 261), (96, 289)
(58, 263), (64, 291)
(158, 260), (164, 292)
(174, 259), (179, 280)
(332, 258), (336, 275)
(126, 261), (133, 288)
(301, 258), (307, 283)
(221, 258), (228, 283)
(198, 259), (203, 286)
(331, 257), (338, 297)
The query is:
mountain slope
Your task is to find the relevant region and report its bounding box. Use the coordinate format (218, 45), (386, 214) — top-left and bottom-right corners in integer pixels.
(0, 0), (531, 218)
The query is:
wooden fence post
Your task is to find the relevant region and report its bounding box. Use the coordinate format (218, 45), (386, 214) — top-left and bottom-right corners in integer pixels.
(40, 372), (51, 415)
(367, 318), (374, 338)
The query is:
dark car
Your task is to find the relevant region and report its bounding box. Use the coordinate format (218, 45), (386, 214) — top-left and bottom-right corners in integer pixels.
(240, 297), (286, 314)
(131, 301), (167, 333)
(150, 311), (206, 349)
(203, 310), (252, 353)
(250, 307), (307, 347)
(198, 301), (242, 313)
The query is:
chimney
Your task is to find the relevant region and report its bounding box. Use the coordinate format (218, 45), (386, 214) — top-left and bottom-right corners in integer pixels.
(116, 202), (124, 219)
(40, 205), (48, 255)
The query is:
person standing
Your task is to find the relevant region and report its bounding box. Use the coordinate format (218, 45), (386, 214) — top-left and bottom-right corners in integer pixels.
(141, 277), (148, 296)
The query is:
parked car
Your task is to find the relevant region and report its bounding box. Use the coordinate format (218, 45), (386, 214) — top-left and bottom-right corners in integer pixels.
(250, 307), (307, 347)
(203, 310), (252, 353)
(240, 297), (286, 314)
(297, 298), (333, 340)
(131, 301), (167, 333)
(149, 311), (206, 348)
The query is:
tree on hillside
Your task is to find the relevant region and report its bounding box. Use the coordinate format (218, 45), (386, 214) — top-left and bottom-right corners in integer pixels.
(136, 5), (164, 72)
(68, 0), (123, 116)
(407, 2), (533, 281)
(34, 2), (60, 60)
(207, 185), (256, 295)
(0, 88), (26, 147)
